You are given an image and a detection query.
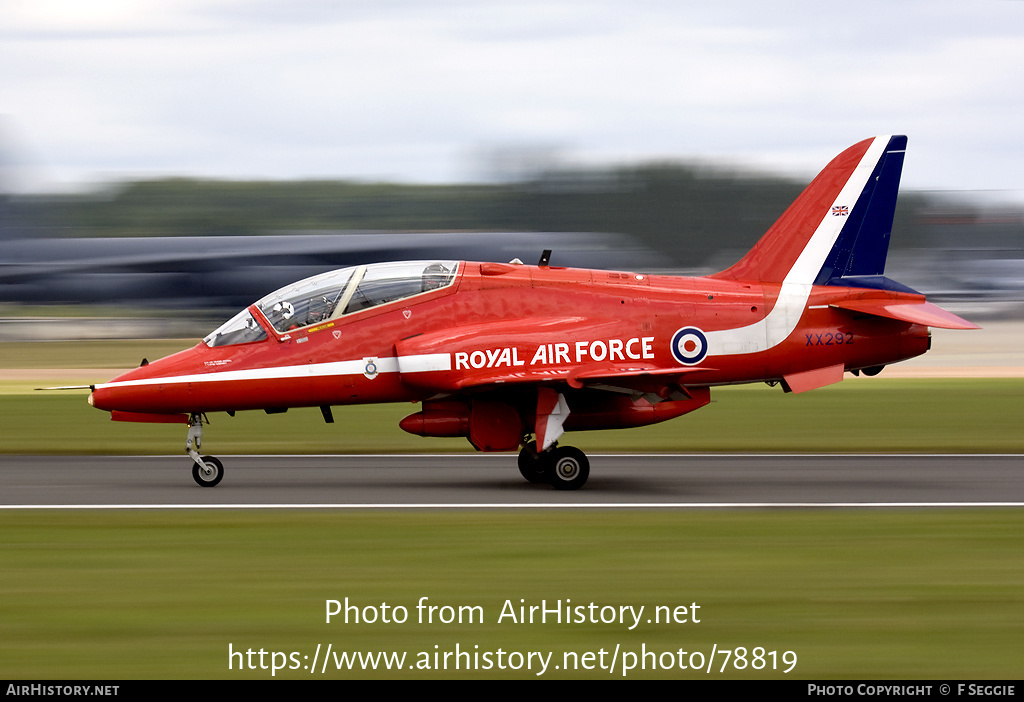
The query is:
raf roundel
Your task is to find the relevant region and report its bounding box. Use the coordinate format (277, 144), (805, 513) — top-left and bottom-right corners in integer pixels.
(671, 327), (708, 365)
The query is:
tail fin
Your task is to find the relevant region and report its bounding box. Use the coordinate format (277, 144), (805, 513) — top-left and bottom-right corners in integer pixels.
(713, 135), (907, 285)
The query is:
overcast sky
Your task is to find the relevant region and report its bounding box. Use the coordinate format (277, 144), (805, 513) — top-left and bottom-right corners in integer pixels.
(2, 0), (1023, 199)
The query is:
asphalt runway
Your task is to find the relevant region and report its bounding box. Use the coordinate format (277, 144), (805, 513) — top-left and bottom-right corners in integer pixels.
(2, 454), (1022, 507)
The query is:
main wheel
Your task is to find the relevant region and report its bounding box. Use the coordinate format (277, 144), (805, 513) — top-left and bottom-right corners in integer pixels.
(192, 455), (224, 487)
(518, 441), (550, 483)
(548, 446), (590, 491)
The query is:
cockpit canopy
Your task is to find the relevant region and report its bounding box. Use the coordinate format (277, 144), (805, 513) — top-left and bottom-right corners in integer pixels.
(204, 260), (458, 347)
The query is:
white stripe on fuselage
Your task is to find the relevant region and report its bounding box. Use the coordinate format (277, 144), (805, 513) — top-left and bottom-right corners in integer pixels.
(704, 136), (891, 357)
(95, 353), (452, 389)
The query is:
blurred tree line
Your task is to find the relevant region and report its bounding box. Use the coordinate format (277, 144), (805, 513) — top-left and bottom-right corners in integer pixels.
(0, 162), (992, 268)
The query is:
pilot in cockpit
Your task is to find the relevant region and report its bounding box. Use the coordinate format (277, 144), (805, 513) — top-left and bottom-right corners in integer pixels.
(421, 263), (451, 292)
(305, 295), (334, 325)
(270, 301), (295, 328)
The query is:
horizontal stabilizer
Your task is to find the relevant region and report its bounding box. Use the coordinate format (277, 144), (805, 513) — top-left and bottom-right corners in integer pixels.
(831, 299), (979, 330)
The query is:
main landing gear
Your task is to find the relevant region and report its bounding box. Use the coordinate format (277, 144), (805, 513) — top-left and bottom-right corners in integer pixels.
(186, 413), (223, 487)
(518, 441), (590, 490)
(516, 389), (589, 490)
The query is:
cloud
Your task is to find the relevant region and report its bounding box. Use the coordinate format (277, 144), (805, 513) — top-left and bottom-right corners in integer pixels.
(1, 0), (1022, 197)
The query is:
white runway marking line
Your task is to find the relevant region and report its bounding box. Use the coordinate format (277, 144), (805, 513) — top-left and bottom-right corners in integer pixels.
(75, 456), (1024, 462)
(3, 502), (1024, 510)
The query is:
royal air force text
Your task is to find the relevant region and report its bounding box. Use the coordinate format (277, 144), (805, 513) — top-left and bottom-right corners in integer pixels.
(454, 337), (656, 371)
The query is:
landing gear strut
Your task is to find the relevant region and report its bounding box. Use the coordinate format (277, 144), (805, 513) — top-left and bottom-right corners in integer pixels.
(517, 440), (591, 490)
(186, 413), (223, 487)
(518, 389), (589, 489)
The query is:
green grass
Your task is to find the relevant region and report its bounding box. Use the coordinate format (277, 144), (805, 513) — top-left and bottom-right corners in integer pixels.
(0, 338), (195, 368)
(3, 377), (1023, 454)
(1, 510), (1021, 679)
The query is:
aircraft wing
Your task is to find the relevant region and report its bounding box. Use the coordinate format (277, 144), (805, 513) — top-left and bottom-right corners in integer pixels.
(432, 364), (714, 394)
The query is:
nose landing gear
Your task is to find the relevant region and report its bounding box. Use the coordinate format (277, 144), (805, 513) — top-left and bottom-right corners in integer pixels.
(186, 413), (224, 487)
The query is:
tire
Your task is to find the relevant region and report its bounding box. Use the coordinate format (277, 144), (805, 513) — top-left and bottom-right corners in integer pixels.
(548, 446), (590, 491)
(192, 455), (224, 487)
(518, 441), (550, 483)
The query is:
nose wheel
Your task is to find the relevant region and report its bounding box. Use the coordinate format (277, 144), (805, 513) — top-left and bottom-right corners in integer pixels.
(192, 455), (224, 487)
(186, 413), (224, 487)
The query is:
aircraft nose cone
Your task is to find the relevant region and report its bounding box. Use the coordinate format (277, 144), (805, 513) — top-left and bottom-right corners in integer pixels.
(89, 384), (115, 411)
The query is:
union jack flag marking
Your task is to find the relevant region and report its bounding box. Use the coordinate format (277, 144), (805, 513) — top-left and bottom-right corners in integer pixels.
(832, 205), (849, 216)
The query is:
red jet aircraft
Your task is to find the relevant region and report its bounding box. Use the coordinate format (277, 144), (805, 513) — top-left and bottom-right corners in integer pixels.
(86, 135), (977, 489)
